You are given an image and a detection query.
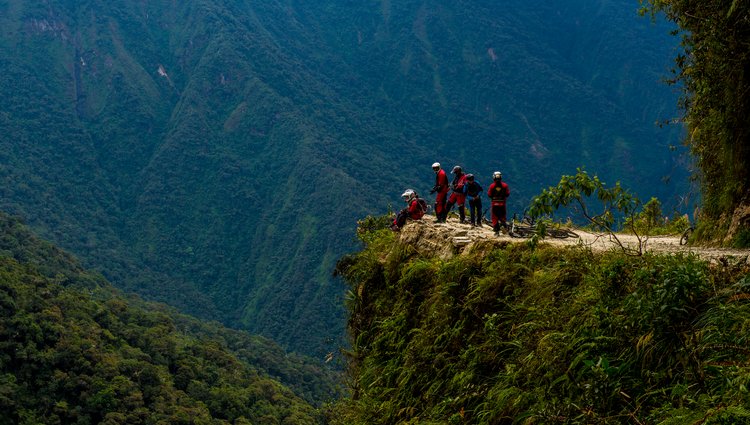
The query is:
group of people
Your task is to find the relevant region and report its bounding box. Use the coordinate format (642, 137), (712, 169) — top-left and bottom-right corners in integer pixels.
(392, 162), (511, 235)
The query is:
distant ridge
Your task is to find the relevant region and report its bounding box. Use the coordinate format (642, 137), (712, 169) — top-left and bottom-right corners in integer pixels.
(0, 0), (684, 355)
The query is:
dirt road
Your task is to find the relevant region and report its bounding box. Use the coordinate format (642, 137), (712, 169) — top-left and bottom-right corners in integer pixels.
(404, 216), (750, 263)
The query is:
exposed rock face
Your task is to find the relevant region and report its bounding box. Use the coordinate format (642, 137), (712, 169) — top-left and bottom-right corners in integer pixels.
(725, 202), (750, 244)
(397, 219), (505, 260)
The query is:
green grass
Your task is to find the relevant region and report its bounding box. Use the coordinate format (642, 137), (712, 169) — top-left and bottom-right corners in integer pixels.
(331, 227), (750, 424)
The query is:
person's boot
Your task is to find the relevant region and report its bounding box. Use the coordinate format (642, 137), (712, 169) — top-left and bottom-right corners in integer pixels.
(459, 206), (466, 224)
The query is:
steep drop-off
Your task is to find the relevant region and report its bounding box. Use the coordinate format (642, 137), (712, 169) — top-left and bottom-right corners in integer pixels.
(332, 220), (750, 423)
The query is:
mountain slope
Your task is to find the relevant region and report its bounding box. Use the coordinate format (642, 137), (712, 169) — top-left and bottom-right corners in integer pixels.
(0, 212), (339, 423)
(0, 0), (685, 355)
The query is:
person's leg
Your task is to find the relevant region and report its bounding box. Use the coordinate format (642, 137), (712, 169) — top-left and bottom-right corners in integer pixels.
(396, 210), (408, 228)
(435, 191), (447, 221)
(391, 214), (400, 231)
(499, 204), (508, 230)
(457, 194), (466, 223)
(444, 192), (457, 221)
(476, 198), (483, 226)
(435, 192), (443, 221)
(468, 199), (476, 225)
(444, 201), (454, 216)
(492, 204), (501, 234)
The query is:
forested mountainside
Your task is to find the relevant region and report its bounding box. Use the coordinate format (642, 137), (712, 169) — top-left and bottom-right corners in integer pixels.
(641, 0), (750, 245)
(0, 0), (684, 355)
(331, 223), (750, 424)
(0, 212), (340, 424)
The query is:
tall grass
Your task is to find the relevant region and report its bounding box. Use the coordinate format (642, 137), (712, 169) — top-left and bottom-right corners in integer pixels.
(331, 230), (750, 424)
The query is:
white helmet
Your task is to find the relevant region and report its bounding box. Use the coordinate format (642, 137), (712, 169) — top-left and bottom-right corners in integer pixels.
(493, 171), (502, 180)
(401, 189), (416, 202)
(432, 162), (441, 171)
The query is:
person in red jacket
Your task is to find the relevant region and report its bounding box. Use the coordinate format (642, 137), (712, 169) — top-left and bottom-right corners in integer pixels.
(487, 171), (510, 235)
(391, 189), (426, 231)
(445, 165), (468, 223)
(430, 162), (450, 223)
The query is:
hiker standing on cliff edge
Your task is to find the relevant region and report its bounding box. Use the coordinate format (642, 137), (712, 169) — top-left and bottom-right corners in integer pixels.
(445, 165), (468, 223)
(463, 174), (483, 227)
(430, 162), (450, 223)
(487, 171), (510, 235)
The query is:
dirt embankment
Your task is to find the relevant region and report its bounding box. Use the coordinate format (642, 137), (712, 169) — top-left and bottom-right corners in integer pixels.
(397, 216), (750, 264)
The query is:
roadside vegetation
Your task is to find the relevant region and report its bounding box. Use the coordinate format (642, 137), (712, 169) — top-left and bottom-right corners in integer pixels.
(330, 222), (750, 424)
(530, 169), (691, 254)
(640, 0), (750, 246)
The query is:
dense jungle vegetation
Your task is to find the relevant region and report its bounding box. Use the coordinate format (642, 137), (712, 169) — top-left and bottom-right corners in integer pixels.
(641, 0), (750, 244)
(0, 212), (340, 424)
(0, 0), (684, 355)
(332, 226), (750, 424)
(327, 4), (750, 421)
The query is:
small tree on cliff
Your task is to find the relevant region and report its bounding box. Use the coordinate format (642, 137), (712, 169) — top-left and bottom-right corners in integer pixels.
(529, 169), (648, 255)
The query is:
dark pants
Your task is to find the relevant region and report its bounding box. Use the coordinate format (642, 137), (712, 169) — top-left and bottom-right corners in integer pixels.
(468, 197), (482, 225)
(435, 190), (448, 220)
(394, 209), (409, 229)
(491, 202), (507, 231)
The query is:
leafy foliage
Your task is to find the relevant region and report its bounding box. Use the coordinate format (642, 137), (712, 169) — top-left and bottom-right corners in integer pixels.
(0, 212), (339, 424)
(331, 225), (750, 424)
(627, 197), (690, 236)
(640, 0), (750, 243)
(531, 170), (692, 254)
(0, 257), (326, 424)
(530, 169), (650, 254)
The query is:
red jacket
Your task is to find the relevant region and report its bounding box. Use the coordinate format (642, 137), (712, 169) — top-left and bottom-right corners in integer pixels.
(488, 181), (510, 204)
(451, 173), (467, 193)
(408, 198), (426, 219)
(435, 169), (449, 194)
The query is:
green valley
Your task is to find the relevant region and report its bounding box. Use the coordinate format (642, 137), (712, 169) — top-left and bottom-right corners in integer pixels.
(0, 0), (684, 357)
(0, 212), (339, 424)
(4, 0), (750, 422)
